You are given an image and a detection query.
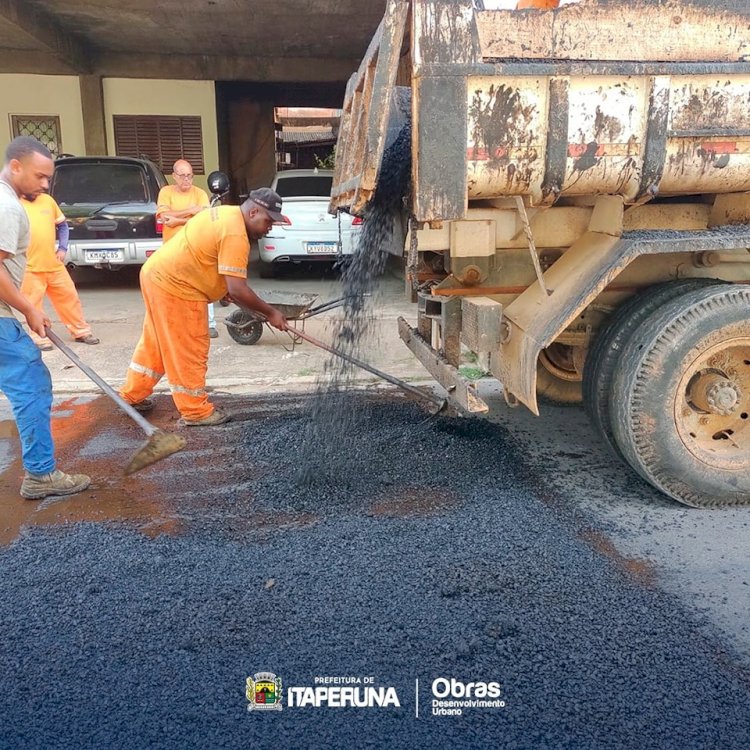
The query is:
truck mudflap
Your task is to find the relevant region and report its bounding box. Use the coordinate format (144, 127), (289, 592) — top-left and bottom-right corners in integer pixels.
(398, 317), (489, 415)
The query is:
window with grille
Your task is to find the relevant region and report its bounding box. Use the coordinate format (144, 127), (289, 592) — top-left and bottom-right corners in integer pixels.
(10, 115), (63, 157)
(113, 115), (204, 174)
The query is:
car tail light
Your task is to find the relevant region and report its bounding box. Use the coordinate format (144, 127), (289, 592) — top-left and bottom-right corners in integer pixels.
(146, 249), (157, 258)
(155, 216), (164, 235)
(352, 216), (363, 225)
(264, 245), (275, 251)
(274, 215), (292, 226)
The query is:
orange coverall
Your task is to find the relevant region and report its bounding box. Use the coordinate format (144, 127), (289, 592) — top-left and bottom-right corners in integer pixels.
(120, 205), (250, 420)
(19, 194), (93, 344)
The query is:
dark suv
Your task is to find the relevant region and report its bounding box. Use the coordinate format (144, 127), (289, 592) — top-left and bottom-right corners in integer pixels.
(50, 155), (167, 269)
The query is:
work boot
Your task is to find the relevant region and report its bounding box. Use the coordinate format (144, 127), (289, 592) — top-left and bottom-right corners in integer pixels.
(179, 409), (231, 427)
(131, 397), (155, 413)
(209, 327), (219, 339)
(20, 469), (91, 500)
(37, 340), (54, 352)
(75, 334), (100, 345)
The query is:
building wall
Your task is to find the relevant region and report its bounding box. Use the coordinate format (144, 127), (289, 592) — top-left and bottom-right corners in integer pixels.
(0, 74), (85, 158)
(103, 78), (218, 192)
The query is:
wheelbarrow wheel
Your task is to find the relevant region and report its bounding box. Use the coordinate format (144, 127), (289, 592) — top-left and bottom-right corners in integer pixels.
(224, 310), (264, 345)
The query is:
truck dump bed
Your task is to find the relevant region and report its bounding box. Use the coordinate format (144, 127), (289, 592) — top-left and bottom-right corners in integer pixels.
(331, 0), (750, 508)
(331, 0), (750, 220)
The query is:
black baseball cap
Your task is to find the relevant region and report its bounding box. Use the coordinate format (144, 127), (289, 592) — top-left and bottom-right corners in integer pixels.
(248, 188), (284, 222)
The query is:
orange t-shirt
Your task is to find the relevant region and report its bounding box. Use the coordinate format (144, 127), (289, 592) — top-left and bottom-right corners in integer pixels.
(21, 194), (66, 273)
(156, 184), (210, 243)
(144, 205), (250, 302)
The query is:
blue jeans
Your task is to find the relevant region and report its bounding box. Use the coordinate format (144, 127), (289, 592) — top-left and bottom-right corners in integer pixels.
(0, 318), (55, 475)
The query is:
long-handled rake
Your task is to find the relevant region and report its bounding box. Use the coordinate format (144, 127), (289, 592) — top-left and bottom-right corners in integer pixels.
(285, 325), (449, 414)
(46, 328), (186, 474)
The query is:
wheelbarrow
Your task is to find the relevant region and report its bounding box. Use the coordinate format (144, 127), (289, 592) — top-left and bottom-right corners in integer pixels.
(223, 291), (356, 345)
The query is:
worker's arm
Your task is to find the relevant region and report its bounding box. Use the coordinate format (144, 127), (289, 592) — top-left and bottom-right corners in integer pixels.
(0, 252), (50, 337)
(55, 220), (70, 264)
(224, 276), (288, 331)
(162, 206), (206, 220)
(160, 206), (207, 228)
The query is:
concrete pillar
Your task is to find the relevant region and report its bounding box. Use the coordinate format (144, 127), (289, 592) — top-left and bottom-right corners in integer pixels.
(226, 100), (276, 198)
(79, 75), (107, 156)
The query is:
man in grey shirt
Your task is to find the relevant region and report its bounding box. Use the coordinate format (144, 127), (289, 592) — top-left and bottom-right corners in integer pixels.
(0, 136), (90, 499)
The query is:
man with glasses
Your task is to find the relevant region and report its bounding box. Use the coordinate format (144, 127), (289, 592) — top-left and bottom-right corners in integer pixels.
(157, 159), (209, 241)
(156, 159), (219, 337)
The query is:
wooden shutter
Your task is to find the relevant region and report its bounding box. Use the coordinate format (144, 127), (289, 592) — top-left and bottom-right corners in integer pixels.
(113, 115), (205, 174)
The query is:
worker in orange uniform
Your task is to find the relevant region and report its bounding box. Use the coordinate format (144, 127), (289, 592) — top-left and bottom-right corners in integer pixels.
(156, 159), (220, 338)
(516, 0), (560, 8)
(20, 192), (99, 351)
(119, 187), (288, 426)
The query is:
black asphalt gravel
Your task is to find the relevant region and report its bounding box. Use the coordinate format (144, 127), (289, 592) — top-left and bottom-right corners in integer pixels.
(1, 393), (750, 749)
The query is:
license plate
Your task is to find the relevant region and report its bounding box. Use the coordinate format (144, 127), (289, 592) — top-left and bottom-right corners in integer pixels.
(305, 242), (337, 255)
(85, 249), (124, 262)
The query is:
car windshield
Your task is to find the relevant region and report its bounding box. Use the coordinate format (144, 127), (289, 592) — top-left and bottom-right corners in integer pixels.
(274, 175), (332, 198)
(53, 163), (148, 205)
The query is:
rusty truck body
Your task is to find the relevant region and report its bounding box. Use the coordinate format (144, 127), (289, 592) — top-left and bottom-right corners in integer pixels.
(330, 0), (750, 507)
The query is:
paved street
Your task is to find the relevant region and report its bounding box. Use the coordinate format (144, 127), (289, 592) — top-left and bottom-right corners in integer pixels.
(1, 264), (750, 749)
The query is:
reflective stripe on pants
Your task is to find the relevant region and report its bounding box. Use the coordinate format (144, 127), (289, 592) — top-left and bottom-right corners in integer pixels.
(119, 272), (213, 420)
(0, 317), (55, 474)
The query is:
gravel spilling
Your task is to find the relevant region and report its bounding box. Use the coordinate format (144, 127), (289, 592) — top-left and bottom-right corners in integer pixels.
(299, 125), (412, 484)
(1, 394), (749, 749)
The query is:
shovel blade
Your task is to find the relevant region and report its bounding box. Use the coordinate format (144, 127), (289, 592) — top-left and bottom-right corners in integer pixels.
(124, 430), (186, 475)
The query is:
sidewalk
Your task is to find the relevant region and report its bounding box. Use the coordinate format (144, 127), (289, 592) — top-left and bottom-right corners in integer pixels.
(3, 262), (432, 399)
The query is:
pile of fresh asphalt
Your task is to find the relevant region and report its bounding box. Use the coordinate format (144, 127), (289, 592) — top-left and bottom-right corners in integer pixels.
(1, 393), (749, 748)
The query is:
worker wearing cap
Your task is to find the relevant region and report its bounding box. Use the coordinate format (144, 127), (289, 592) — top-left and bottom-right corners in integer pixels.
(156, 159), (221, 337)
(119, 187), (289, 426)
(20, 191), (99, 351)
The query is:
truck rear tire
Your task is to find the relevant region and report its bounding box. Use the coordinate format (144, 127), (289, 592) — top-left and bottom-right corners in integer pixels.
(610, 284), (750, 507)
(537, 343), (583, 405)
(583, 278), (722, 459)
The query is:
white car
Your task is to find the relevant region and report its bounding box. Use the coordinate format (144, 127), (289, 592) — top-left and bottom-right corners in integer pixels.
(257, 169), (362, 277)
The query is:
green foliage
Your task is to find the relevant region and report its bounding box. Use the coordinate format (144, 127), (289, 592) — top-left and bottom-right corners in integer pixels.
(314, 151), (336, 170)
(459, 365), (489, 381)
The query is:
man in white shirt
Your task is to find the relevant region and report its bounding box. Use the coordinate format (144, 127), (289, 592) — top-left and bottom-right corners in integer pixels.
(0, 136), (90, 499)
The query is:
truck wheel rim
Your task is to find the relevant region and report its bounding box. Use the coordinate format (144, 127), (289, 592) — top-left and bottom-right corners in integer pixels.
(675, 337), (750, 470)
(539, 344), (581, 383)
